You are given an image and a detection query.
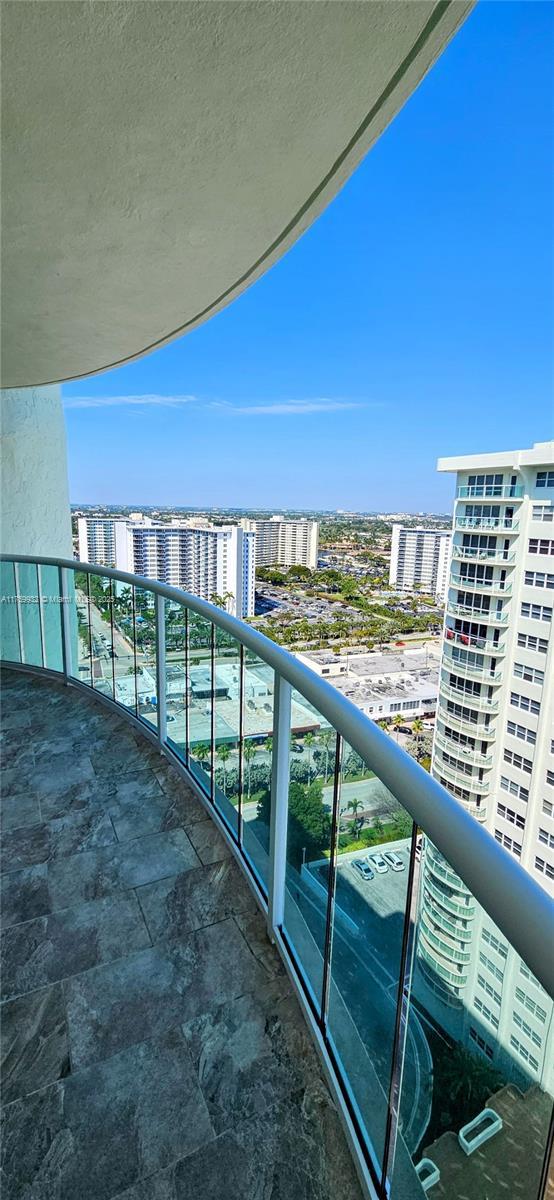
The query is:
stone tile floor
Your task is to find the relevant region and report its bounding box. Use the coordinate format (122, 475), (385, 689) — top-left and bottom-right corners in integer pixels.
(0, 669), (364, 1200)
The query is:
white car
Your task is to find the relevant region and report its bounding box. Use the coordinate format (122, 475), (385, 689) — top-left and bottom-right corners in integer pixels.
(351, 859), (374, 882)
(368, 853), (388, 874)
(383, 850), (405, 872)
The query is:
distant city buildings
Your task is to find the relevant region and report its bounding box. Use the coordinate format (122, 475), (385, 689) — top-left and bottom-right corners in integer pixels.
(417, 440), (554, 1092)
(241, 515), (319, 570)
(389, 524), (452, 602)
(77, 516), (255, 618)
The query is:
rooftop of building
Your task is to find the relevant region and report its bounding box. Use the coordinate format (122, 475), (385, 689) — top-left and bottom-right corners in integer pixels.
(437, 440), (554, 473)
(0, 669), (363, 1200)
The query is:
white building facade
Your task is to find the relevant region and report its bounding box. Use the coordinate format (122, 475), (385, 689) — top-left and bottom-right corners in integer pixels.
(77, 517), (255, 618)
(389, 524), (452, 602)
(416, 442), (554, 1092)
(242, 516), (319, 570)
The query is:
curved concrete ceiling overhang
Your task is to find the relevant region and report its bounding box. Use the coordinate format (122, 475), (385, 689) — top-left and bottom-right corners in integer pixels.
(1, 0), (473, 388)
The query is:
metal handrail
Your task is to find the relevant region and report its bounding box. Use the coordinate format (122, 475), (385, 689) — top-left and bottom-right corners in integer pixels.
(2, 552), (553, 1002)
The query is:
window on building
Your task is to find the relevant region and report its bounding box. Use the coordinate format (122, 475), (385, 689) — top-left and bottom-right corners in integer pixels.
(474, 996), (499, 1029)
(535, 857), (554, 880)
(506, 719), (536, 746)
(521, 602), (552, 622)
(503, 748), (533, 774)
(538, 828), (554, 849)
(470, 1027), (494, 1059)
(536, 471), (554, 488)
(510, 692), (541, 716)
(510, 1036), (539, 1072)
(513, 662), (544, 686)
(532, 504), (554, 522)
(482, 929), (508, 958)
(514, 988), (547, 1023)
(500, 776), (529, 802)
(479, 952), (504, 982)
(517, 633), (549, 653)
(520, 961), (543, 989)
(477, 974), (502, 1006)
(513, 1011), (542, 1047)
(546, 770), (554, 787)
(524, 570), (554, 589)
(543, 799), (553, 818)
(528, 538), (554, 555)
(497, 802), (526, 829)
(495, 829), (522, 857)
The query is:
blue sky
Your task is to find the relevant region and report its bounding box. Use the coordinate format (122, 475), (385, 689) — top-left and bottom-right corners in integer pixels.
(64, 1), (553, 513)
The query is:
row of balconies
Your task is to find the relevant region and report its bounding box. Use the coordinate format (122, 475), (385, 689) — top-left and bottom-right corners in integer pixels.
(444, 627), (505, 655)
(442, 650), (503, 683)
(456, 485), (524, 500)
(439, 675), (498, 711)
(451, 545), (516, 564)
(446, 601), (509, 624)
(450, 573), (512, 595)
(455, 517), (519, 532)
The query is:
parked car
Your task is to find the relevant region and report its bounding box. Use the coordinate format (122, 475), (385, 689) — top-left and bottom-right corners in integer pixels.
(351, 859), (374, 882)
(368, 853), (388, 874)
(383, 850), (404, 872)
(396, 725), (413, 734)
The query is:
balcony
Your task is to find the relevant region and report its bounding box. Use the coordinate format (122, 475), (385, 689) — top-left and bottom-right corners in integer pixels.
(455, 517), (519, 532)
(433, 753), (491, 794)
(444, 627), (506, 655)
(450, 574), (512, 595)
(1, 555), (553, 1200)
(437, 708), (496, 739)
(451, 546), (516, 564)
(434, 728), (493, 767)
(439, 677), (499, 712)
(446, 600), (509, 625)
(456, 485), (524, 500)
(442, 651), (503, 684)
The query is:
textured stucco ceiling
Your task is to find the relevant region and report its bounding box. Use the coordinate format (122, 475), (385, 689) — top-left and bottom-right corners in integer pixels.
(2, 0), (473, 387)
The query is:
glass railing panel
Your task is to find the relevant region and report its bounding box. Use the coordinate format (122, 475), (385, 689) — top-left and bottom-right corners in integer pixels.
(0, 561), (21, 663)
(281, 692), (337, 1009)
(73, 570), (93, 686)
(187, 612), (213, 793)
(164, 600), (187, 758)
(109, 580), (137, 714)
(16, 561), (42, 666)
(88, 574), (115, 701)
(134, 585), (157, 730)
(392, 848), (554, 1199)
(326, 738), (417, 1177)
(213, 625), (242, 838)
(240, 648), (275, 891)
(39, 565), (63, 672)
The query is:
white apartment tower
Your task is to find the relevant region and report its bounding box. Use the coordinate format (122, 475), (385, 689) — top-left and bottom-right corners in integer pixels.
(416, 442), (554, 1091)
(77, 517), (255, 619)
(242, 516), (319, 570)
(389, 524), (452, 602)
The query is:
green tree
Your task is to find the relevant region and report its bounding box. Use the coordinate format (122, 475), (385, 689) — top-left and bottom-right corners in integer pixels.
(392, 713), (403, 740)
(347, 797), (364, 839)
(287, 779), (331, 867)
(194, 742), (210, 770)
(243, 740), (257, 799)
(318, 729), (334, 782)
(304, 732), (315, 782)
(216, 743), (230, 791)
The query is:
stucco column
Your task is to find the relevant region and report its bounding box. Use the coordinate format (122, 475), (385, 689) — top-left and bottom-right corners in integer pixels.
(1, 386), (72, 557)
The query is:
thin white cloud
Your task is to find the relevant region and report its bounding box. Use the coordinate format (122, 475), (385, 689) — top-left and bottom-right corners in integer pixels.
(63, 393), (197, 410)
(211, 399), (373, 416)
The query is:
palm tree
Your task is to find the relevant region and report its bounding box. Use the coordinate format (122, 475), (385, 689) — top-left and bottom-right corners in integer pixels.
(392, 713), (403, 740)
(216, 743), (230, 792)
(319, 729), (334, 782)
(265, 736), (273, 759)
(304, 732), (315, 782)
(347, 797), (364, 839)
(242, 740), (257, 799)
(194, 742), (210, 771)
(411, 718), (424, 761)
(377, 718), (389, 734)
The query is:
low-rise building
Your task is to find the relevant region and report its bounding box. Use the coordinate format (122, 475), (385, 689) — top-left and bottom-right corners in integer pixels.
(296, 646), (439, 722)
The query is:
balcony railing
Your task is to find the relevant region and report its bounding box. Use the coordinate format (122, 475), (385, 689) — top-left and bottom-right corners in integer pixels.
(1, 554), (553, 1200)
(456, 485), (524, 499)
(444, 627), (506, 655)
(451, 546), (516, 564)
(446, 601), (509, 624)
(434, 727), (493, 767)
(438, 707), (496, 739)
(439, 677), (499, 711)
(441, 650), (503, 684)
(450, 574), (512, 595)
(455, 516), (519, 532)
(433, 753), (491, 794)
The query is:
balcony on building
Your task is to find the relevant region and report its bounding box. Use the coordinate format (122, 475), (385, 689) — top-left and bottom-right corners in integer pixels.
(1, 5), (553, 1200)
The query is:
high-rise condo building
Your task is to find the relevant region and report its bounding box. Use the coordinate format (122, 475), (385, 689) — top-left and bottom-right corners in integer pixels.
(77, 516), (255, 618)
(417, 441), (554, 1091)
(241, 515), (319, 569)
(389, 525), (452, 602)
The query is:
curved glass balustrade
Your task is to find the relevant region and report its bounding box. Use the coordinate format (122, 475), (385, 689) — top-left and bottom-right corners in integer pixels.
(1, 554), (553, 1200)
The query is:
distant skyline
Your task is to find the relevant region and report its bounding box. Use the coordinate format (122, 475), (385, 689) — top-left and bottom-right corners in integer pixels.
(63, 2), (553, 512)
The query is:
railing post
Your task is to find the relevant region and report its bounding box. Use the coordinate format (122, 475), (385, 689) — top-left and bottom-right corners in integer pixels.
(267, 673), (291, 939)
(59, 566), (73, 682)
(155, 592), (167, 750)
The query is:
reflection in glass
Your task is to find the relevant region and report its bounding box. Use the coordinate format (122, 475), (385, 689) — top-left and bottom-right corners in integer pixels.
(391, 845), (554, 1199)
(240, 649), (275, 891)
(282, 691), (336, 1008)
(39, 565), (63, 672)
(326, 739), (416, 1175)
(134, 586), (157, 730)
(109, 580), (137, 714)
(91, 576), (115, 700)
(73, 571), (92, 686)
(164, 601), (187, 758)
(213, 627), (241, 837)
(16, 562), (42, 666)
(0, 561), (21, 663)
(188, 613), (213, 792)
